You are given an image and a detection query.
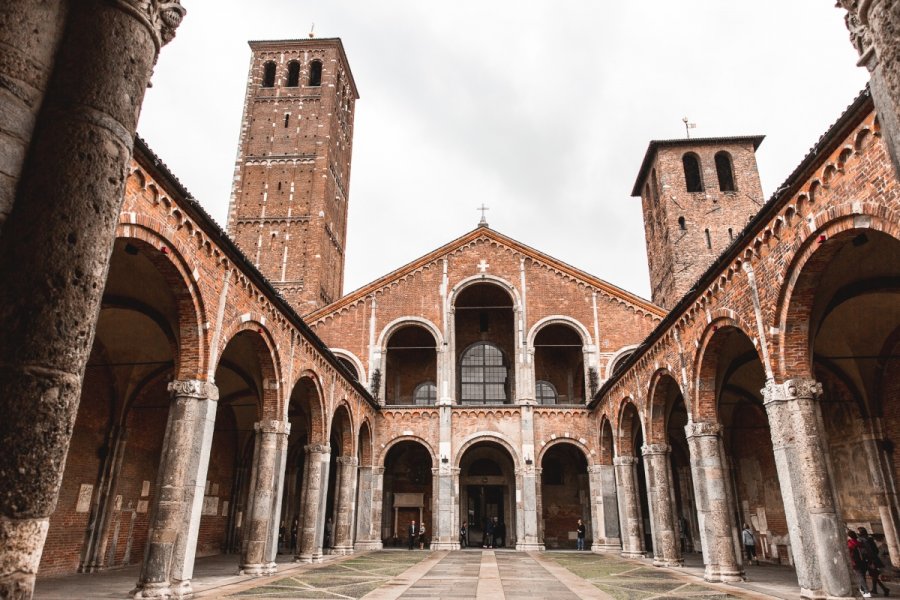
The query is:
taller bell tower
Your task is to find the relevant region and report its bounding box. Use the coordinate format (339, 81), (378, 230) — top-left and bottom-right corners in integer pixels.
(227, 38), (358, 314)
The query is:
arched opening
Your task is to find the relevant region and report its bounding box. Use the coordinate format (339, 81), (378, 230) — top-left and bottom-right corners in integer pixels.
(534, 323), (585, 404)
(278, 376), (322, 556)
(788, 228), (900, 566)
(382, 441), (433, 548)
(700, 326), (786, 566)
(455, 283), (515, 404)
(40, 238), (186, 576)
(682, 153), (703, 193)
(286, 60), (300, 87)
(210, 330), (268, 561)
(323, 405), (353, 554)
(618, 402), (649, 555)
(459, 441), (517, 548)
(261, 61), (276, 88)
(384, 325), (437, 405)
(539, 444), (590, 549)
(337, 357), (359, 381)
(715, 151), (736, 192)
(308, 60), (322, 87)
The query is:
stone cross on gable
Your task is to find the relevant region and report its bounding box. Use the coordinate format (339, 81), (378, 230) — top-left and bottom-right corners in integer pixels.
(477, 203), (489, 227)
(478, 259), (489, 273)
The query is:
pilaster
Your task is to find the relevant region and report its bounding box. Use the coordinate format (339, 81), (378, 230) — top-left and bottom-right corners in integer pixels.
(516, 399), (542, 550)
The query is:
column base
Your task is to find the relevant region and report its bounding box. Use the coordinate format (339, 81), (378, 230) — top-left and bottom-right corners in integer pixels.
(703, 564), (743, 583)
(331, 545), (354, 555)
(133, 580), (193, 599)
(354, 540), (383, 551)
(591, 541), (621, 553)
(430, 541), (460, 550)
(621, 550), (645, 559)
(798, 588), (854, 600)
(297, 552), (324, 563)
(238, 562), (276, 576)
(516, 542), (545, 552)
(653, 556), (684, 567)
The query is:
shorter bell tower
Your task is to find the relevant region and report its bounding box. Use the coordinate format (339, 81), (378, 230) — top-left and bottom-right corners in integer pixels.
(227, 37), (359, 314)
(632, 136), (765, 310)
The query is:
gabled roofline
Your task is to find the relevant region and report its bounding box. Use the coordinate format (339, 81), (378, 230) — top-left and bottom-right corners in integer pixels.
(631, 135), (765, 197)
(132, 136), (376, 407)
(591, 87), (873, 410)
(248, 37), (359, 99)
(306, 227), (666, 323)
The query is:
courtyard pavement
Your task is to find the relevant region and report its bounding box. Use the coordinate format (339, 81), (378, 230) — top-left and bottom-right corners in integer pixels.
(33, 549), (822, 599)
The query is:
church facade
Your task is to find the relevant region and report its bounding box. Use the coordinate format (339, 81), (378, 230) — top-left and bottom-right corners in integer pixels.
(2, 6), (899, 600)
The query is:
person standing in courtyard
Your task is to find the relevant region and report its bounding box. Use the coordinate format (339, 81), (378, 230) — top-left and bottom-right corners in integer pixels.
(418, 522), (427, 549)
(324, 517), (333, 552)
(408, 520), (417, 550)
(460, 521), (467, 548)
(858, 527), (889, 596)
(290, 517), (299, 554)
(849, 530), (873, 597)
(576, 519), (586, 550)
(742, 524), (758, 565)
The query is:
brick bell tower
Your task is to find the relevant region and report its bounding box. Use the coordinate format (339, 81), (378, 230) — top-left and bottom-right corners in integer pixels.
(632, 136), (765, 310)
(227, 37), (358, 314)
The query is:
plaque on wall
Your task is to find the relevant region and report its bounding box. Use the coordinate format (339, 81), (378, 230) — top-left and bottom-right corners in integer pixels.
(393, 493), (424, 508)
(141, 480), (150, 497)
(137, 500), (149, 514)
(222, 500), (229, 516)
(202, 496), (219, 516)
(75, 484), (93, 513)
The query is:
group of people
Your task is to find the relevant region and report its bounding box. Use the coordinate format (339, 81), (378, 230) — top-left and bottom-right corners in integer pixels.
(408, 520), (427, 550)
(457, 517), (507, 548)
(848, 527), (890, 597)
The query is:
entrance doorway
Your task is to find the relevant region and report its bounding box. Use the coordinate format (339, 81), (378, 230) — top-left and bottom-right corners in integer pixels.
(459, 441), (517, 549)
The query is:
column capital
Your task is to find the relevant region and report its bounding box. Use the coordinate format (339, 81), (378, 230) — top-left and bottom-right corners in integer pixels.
(685, 421), (722, 439)
(168, 379), (219, 401)
(109, 0), (186, 49)
(762, 378), (822, 405)
(254, 419), (290, 435)
(305, 443), (331, 455)
(613, 456), (638, 467)
(336, 456), (358, 466)
(642, 443), (671, 456)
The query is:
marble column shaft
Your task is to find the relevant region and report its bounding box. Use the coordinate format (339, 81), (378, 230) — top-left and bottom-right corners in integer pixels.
(332, 456), (358, 554)
(0, 1), (183, 597)
(685, 422), (741, 583)
(588, 464), (620, 552)
(431, 398), (458, 550)
(763, 379), (851, 598)
(613, 456), (644, 558)
(299, 444), (330, 562)
(516, 400), (542, 550)
(240, 420), (290, 575)
(354, 466), (383, 550)
(642, 444), (682, 566)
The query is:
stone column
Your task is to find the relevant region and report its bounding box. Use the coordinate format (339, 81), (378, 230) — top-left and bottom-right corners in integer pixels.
(841, 0), (900, 175)
(265, 424), (289, 566)
(762, 379), (852, 598)
(684, 422), (741, 583)
(134, 380), (218, 599)
(642, 444), (682, 567)
(0, 2), (184, 596)
(613, 456), (644, 558)
(240, 420), (290, 576)
(860, 418), (900, 567)
(588, 465), (621, 552)
(431, 398), (458, 550)
(299, 444), (331, 563)
(516, 399), (542, 550)
(332, 456), (358, 554)
(354, 466), (383, 550)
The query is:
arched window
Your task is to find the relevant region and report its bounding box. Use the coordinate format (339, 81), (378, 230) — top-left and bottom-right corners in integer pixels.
(678, 216), (686, 230)
(283, 114), (290, 128)
(261, 61), (276, 88)
(413, 382), (437, 406)
(461, 342), (508, 404)
(536, 381), (557, 405)
(682, 153), (703, 193)
(308, 60), (322, 86)
(337, 357), (358, 381)
(705, 228), (712, 249)
(286, 60), (300, 87)
(715, 151), (736, 192)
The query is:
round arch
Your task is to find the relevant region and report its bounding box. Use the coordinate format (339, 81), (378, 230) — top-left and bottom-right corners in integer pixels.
(357, 418), (374, 467)
(377, 435), (437, 468)
(606, 344), (638, 379)
(646, 368), (684, 444)
(215, 319), (283, 419)
(330, 349), (366, 384)
(377, 316), (444, 350)
(527, 315), (592, 348)
(287, 370), (327, 442)
(598, 415), (616, 465)
(454, 431), (522, 469)
(616, 399), (645, 457)
(449, 274), (521, 310)
(328, 400), (356, 457)
(692, 318), (762, 423)
(536, 437), (593, 467)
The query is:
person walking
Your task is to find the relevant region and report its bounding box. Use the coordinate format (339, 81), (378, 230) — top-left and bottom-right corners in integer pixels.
(859, 527), (889, 596)
(741, 524), (758, 565)
(849, 529), (873, 597)
(483, 517), (494, 549)
(290, 517), (299, 554)
(576, 519), (586, 551)
(460, 521), (468, 548)
(408, 520), (417, 550)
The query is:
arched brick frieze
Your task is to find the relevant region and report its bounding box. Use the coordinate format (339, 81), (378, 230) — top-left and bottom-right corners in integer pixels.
(691, 316), (759, 423)
(774, 211), (900, 381)
(216, 319), (282, 420)
(114, 222), (209, 378)
(377, 435), (437, 468)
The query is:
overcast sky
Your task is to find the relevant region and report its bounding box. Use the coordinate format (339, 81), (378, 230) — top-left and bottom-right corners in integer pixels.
(138, 1), (868, 301)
